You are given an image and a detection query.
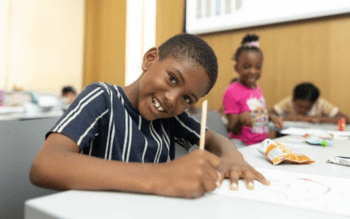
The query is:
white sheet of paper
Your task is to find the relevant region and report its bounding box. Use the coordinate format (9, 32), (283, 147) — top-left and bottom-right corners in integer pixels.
(280, 127), (350, 140)
(211, 168), (350, 217)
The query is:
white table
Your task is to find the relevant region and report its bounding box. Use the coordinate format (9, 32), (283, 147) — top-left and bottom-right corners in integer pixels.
(241, 135), (350, 179)
(0, 111), (63, 121)
(268, 121), (350, 131)
(25, 136), (350, 219)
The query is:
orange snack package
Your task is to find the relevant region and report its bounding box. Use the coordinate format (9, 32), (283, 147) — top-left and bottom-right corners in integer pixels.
(258, 139), (315, 165)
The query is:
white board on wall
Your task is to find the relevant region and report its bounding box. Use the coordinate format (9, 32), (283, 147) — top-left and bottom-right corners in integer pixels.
(186, 0), (350, 35)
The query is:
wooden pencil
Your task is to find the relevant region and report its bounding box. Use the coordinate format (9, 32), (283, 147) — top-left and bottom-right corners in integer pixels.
(199, 100), (208, 150)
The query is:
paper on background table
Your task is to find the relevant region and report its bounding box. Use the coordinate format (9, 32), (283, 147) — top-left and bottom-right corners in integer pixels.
(271, 121), (350, 130)
(281, 127), (350, 140)
(212, 168), (350, 217)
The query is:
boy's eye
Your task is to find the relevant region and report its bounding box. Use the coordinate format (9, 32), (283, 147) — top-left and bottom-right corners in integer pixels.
(256, 65), (261, 70)
(184, 95), (191, 104)
(169, 74), (177, 85)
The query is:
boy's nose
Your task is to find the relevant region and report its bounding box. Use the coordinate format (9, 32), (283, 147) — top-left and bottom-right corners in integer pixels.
(164, 89), (180, 108)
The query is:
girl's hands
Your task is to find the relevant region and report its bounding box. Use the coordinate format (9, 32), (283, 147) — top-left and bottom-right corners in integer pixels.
(240, 112), (254, 127)
(155, 150), (222, 198)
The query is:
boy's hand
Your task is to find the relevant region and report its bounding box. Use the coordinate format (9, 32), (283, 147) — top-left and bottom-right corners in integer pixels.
(155, 150), (222, 198)
(240, 112), (254, 127)
(286, 114), (304, 121)
(218, 156), (270, 191)
(304, 116), (320, 123)
(271, 115), (284, 129)
(204, 130), (270, 193)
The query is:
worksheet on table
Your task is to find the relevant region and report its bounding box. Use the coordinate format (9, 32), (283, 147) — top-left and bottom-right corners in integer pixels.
(280, 127), (350, 140)
(212, 168), (350, 217)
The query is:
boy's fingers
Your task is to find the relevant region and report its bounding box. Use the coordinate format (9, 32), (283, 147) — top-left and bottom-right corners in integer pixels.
(245, 178), (255, 190)
(202, 173), (219, 192)
(202, 151), (222, 168)
(217, 164), (227, 178)
(206, 164), (221, 184)
(242, 171), (256, 189)
(215, 165), (227, 187)
(247, 168), (270, 186)
(229, 171), (240, 191)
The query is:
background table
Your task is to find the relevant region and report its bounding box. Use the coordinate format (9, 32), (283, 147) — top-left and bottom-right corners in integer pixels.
(269, 121), (350, 131)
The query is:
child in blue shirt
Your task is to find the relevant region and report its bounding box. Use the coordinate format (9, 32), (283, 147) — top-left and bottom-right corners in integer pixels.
(30, 33), (270, 198)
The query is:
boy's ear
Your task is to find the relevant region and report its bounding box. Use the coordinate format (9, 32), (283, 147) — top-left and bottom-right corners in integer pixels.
(142, 47), (159, 71)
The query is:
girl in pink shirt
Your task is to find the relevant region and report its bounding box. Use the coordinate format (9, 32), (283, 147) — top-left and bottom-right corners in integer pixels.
(223, 34), (282, 147)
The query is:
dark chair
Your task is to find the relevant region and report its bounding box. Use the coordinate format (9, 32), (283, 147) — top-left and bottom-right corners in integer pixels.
(192, 110), (229, 137)
(175, 110), (229, 158)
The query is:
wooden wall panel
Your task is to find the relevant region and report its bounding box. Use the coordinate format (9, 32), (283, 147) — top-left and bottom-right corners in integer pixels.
(154, 2), (350, 118)
(83, 0), (126, 87)
(329, 16), (350, 117)
(156, 0), (185, 46)
(200, 15), (350, 118)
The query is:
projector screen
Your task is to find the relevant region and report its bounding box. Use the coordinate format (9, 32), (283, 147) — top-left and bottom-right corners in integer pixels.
(186, 0), (350, 35)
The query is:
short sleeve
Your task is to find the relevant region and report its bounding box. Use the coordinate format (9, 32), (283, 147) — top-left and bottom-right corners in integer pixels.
(273, 97), (292, 116)
(223, 88), (240, 114)
(173, 112), (201, 150)
(47, 83), (110, 150)
(319, 98), (339, 117)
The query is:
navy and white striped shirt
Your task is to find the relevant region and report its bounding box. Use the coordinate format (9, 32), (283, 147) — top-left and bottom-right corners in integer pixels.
(47, 83), (201, 163)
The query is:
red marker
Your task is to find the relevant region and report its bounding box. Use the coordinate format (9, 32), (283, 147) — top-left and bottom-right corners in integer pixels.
(338, 117), (345, 131)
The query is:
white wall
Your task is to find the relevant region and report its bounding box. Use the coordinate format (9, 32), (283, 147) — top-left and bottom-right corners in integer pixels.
(0, 0), (10, 90)
(125, 0), (156, 86)
(0, 0), (85, 95)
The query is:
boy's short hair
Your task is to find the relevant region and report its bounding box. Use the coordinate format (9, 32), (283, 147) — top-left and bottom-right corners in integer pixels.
(158, 33), (218, 94)
(62, 86), (77, 95)
(293, 82), (320, 102)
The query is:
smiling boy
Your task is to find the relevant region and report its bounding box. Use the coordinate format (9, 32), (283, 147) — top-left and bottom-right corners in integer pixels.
(30, 34), (269, 198)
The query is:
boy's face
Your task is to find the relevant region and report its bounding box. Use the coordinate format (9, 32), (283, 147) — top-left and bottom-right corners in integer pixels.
(235, 50), (262, 88)
(137, 48), (210, 121)
(62, 92), (76, 105)
(293, 99), (314, 115)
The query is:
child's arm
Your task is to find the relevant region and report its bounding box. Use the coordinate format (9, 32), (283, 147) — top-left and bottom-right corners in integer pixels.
(297, 112), (349, 124)
(320, 111), (349, 124)
(274, 109), (349, 124)
(30, 133), (222, 199)
(226, 112), (254, 135)
(269, 109), (284, 129)
(204, 130), (270, 189)
(270, 108), (305, 122)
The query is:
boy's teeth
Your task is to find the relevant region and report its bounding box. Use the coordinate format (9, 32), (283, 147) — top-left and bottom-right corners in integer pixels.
(155, 101), (160, 107)
(153, 97), (165, 112)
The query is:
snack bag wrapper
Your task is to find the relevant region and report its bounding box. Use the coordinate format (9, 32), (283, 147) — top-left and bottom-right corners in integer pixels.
(258, 139), (315, 165)
(327, 156), (350, 167)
